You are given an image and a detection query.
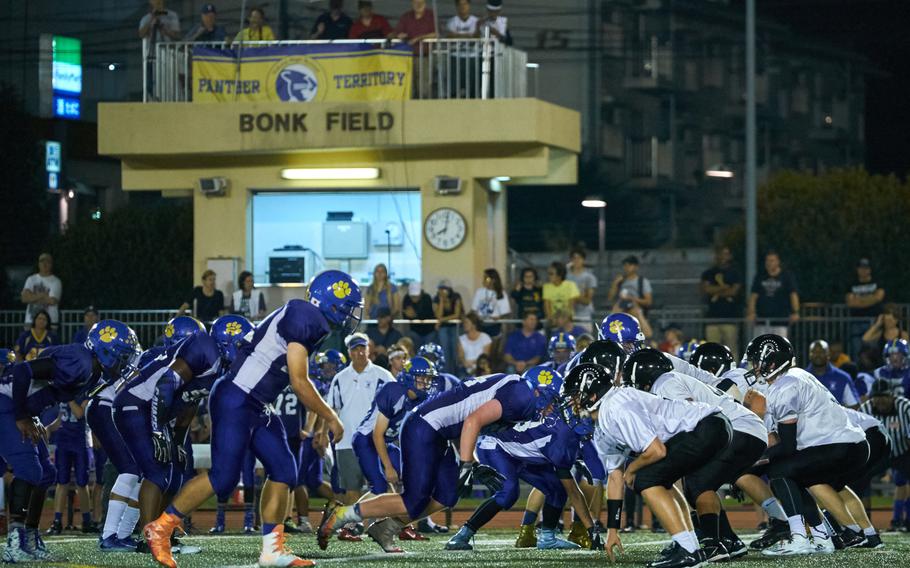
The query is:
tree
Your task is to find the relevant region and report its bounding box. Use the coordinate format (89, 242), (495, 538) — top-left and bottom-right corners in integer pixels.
(724, 168), (910, 303)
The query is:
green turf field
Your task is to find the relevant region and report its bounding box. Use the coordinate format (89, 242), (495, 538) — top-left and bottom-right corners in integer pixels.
(33, 529), (910, 568)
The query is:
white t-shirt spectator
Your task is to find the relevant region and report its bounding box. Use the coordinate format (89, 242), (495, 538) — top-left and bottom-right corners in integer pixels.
(459, 331), (492, 373)
(567, 268), (598, 322)
(472, 288), (511, 320)
(22, 273), (62, 325)
(447, 14), (478, 35)
(480, 15), (508, 38)
(139, 9), (181, 52)
(328, 361), (394, 450)
(619, 275), (652, 302)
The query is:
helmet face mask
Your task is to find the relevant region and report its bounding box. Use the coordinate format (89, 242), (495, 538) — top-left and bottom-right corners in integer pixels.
(307, 270), (364, 337)
(744, 334), (794, 385)
(400, 356), (439, 401)
(884, 340), (909, 370)
(87, 321), (140, 379)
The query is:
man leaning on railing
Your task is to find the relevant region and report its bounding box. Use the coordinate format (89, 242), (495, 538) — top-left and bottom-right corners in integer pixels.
(184, 4), (226, 43)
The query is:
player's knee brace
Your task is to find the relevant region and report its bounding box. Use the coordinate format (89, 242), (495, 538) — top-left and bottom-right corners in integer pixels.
(112, 473), (140, 499)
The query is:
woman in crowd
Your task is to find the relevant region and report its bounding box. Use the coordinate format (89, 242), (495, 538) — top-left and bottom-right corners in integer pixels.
(15, 309), (58, 361)
(863, 303), (909, 349)
(365, 263), (399, 320)
(434, 279), (463, 370)
(178, 269), (225, 323)
(233, 7), (276, 43)
(511, 267), (544, 320)
(457, 311), (491, 375)
(471, 268), (511, 337)
(542, 261), (579, 321)
(231, 271), (267, 320)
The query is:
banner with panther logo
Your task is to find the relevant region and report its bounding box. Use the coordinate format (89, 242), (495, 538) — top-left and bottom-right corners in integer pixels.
(192, 43), (413, 103)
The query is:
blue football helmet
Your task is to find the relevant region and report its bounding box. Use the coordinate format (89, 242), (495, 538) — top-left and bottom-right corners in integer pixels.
(676, 339), (701, 362)
(315, 349), (348, 380)
(523, 365), (564, 415)
(399, 356), (439, 401)
(548, 332), (576, 364)
(883, 339), (910, 370)
(210, 315), (254, 364)
(307, 270), (364, 337)
(163, 315), (206, 348)
(86, 320), (141, 377)
(599, 313), (646, 354)
(417, 343), (447, 372)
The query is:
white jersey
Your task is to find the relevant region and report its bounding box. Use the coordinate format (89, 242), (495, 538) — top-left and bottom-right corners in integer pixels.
(652, 371), (766, 443)
(667, 352), (722, 386)
(765, 367), (866, 450)
(843, 406), (884, 434)
(594, 386), (721, 473)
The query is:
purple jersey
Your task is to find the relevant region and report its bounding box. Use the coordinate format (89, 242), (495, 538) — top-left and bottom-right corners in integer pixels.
(139, 345), (166, 369)
(56, 399), (91, 449)
(229, 300), (330, 405)
(436, 372), (461, 393)
(118, 334), (221, 406)
(273, 386), (304, 438)
(355, 382), (418, 441)
(415, 373), (537, 440)
(0, 345), (99, 418)
(479, 415), (583, 470)
(874, 365), (910, 397)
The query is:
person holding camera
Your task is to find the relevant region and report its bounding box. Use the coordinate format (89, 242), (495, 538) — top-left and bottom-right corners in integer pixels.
(139, 0), (181, 49)
(607, 255), (653, 313)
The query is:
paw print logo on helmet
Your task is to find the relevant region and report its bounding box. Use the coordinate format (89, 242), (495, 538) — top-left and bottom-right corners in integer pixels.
(98, 326), (118, 343)
(211, 315), (253, 364)
(600, 313), (645, 354)
(537, 369), (554, 386)
(162, 316), (206, 348)
(609, 319), (624, 336)
(332, 280), (352, 299)
(398, 356), (438, 401)
(164, 323), (175, 338)
(87, 320), (140, 378)
(225, 321), (244, 336)
(523, 365), (564, 416)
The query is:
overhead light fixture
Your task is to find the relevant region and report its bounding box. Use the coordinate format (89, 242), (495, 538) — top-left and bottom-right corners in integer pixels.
(494, 176), (511, 182)
(281, 168), (380, 180)
(581, 197), (607, 208)
(705, 165), (734, 179)
(526, 63), (539, 69)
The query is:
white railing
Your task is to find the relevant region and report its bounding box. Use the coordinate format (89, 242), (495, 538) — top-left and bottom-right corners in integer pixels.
(143, 38), (530, 103)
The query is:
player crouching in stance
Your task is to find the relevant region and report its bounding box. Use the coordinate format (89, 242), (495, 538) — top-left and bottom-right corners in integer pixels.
(564, 359), (733, 568)
(445, 366), (602, 551)
(317, 366), (550, 552)
(143, 270), (362, 568)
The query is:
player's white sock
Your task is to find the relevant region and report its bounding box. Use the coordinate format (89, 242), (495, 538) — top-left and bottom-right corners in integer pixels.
(103, 500), (126, 539)
(863, 527), (877, 536)
(671, 531), (697, 553)
(688, 531), (699, 549)
(847, 524), (861, 533)
(787, 515), (807, 538)
(761, 497), (787, 522)
(810, 524), (828, 540)
(117, 505), (140, 539)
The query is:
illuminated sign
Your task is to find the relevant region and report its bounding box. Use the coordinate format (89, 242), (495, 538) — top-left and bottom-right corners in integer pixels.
(45, 141), (61, 173)
(52, 36), (82, 95)
(53, 95), (81, 119)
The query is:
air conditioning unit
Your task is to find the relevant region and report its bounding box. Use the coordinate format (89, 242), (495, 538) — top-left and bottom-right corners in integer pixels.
(434, 176), (462, 195)
(198, 177), (229, 197)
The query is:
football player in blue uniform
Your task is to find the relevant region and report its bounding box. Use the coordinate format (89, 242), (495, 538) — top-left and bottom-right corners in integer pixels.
(317, 366), (546, 553)
(145, 270), (362, 568)
(418, 342), (461, 392)
(0, 320), (137, 562)
(446, 366), (601, 551)
(676, 339), (701, 362)
(875, 339), (910, 396)
(46, 396), (96, 535)
(138, 316), (204, 369)
(547, 332), (576, 373)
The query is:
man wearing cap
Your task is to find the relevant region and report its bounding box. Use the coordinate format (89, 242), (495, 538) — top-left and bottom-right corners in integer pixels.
(328, 333), (395, 506)
(478, 0), (511, 44)
(185, 4), (227, 42)
(859, 379), (910, 531)
(366, 307), (402, 357)
(607, 255), (653, 312)
(71, 307), (100, 345)
(847, 258), (885, 358)
(21, 253), (62, 330)
(402, 282), (436, 345)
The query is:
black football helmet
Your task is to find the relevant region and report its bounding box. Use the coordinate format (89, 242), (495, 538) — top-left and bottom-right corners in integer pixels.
(691, 342), (735, 376)
(562, 362), (615, 411)
(621, 348), (673, 391)
(564, 339), (626, 376)
(744, 334), (794, 384)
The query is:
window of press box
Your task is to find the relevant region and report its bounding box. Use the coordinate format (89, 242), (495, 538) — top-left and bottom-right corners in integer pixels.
(249, 190), (422, 289)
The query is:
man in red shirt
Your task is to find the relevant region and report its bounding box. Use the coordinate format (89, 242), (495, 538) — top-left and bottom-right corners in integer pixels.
(348, 0), (392, 40)
(392, 0), (438, 97)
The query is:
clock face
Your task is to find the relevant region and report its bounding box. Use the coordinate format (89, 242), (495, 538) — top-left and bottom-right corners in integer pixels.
(424, 208), (467, 251)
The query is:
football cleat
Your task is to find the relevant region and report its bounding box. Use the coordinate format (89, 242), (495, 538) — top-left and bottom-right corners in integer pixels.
(259, 526), (315, 567)
(144, 515), (180, 568)
(316, 501), (340, 550)
(514, 524), (537, 548)
(444, 526), (474, 551)
(812, 535), (835, 554)
(839, 527), (867, 548)
(25, 529), (53, 561)
(399, 525), (428, 541)
(859, 533), (883, 549)
(701, 537), (730, 562)
(646, 542), (703, 568)
(46, 519), (62, 536)
(749, 518), (789, 550)
(761, 534), (814, 556)
(99, 534), (135, 552)
(721, 536), (747, 558)
(537, 528), (580, 550)
(2, 527), (34, 563)
(566, 520), (591, 548)
(367, 518), (405, 553)
(208, 524), (225, 534)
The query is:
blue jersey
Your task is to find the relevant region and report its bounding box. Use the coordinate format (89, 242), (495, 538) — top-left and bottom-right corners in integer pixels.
(0, 345), (99, 418)
(229, 300), (330, 405)
(273, 386), (304, 438)
(436, 372), (461, 393)
(415, 373), (537, 440)
(56, 399), (91, 449)
(480, 415), (583, 470)
(355, 382), (419, 441)
(119, 334), (221, 406)
(874, 365), (910, 397)
(139, 345), (167, 369)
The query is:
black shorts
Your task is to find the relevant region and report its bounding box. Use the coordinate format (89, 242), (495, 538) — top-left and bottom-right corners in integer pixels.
(892, 452), (910, 479)
(634, 414), (732, 493)
(767, 441), (869, 491)
(683, 430), (767, 505)
(848, 428), (891, 493)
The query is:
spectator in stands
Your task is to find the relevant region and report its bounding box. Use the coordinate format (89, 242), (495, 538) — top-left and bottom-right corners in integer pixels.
(328, 333), (395, 505)
(474, 352), (493, 376)
(433, 279), (463, 368)
(543, 261), (579, 321)
(478, 0), (511, 43)
(862, 303), (909, 351)
(447, 0), (479, 37)
(397, 336), (416, 358)
(402, 281), (436, 345)
(365, 307), (402, 357)
(15, 310), (58, 362)
(311, 0), (353, 40)
(807, 339), (860, 408)
(71, 306), (99, 345)
(21, 252), (62, 329)
(231, 270), (267, 320)
(234, 7), (276, 43)
(178, 269), (225, 322)
(392, 0), (438, 96)
(847, 258), (886, 358)
(139, 0), (181, 48)
(471, 268), (511, 337)
(549, 308), (587, 339)
(576, 332), (594, 353)
(349, 1), (392, 39)
(607, 255), (652, 312)
(746, 250), (799, 338)
(658, 323), (683, 355)
(830, 340), (851, 367)
(185, 4), (227, 42)
(566, 248), (597, 324)
(387, 344), (408, 376)
(365, 263), (398, 319)
(458, 311), (491, 375)
(511, 267), (543, 319)
(701, 246), (742, 357)
(503, 312), (547, 373)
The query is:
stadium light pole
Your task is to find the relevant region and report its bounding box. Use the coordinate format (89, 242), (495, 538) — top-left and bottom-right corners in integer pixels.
(582, 197), (607, 280)
(745, 0), (758, 297)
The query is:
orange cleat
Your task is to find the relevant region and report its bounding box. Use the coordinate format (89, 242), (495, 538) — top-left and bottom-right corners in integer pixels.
(144, 514), (181, 568)
(316, 501), (341, 551)
(259, 525), (316, 567)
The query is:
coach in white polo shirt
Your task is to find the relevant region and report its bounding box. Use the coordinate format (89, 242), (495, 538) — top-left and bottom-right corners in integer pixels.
(328, 332), (395, 504)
